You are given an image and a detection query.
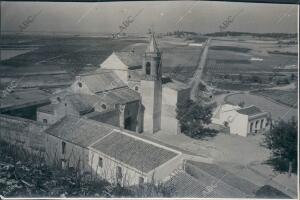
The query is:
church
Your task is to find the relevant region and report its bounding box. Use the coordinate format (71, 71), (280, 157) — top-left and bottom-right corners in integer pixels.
(37, 33), (191, 135)
(36, 34), (198, 186)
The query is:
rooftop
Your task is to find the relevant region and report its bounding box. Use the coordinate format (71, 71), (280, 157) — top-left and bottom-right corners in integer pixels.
(0, 89), (51, 111)
(45, 116), (113, 147)
(255, 185), (291, 198)
(65, 94), (100, 115)
(37, 104), (56, 114)
(165, 161), (259, 198)
(78, 71), (126, 93)
(237, 105), (263, 116)
(114, 51), (143, 68)
(91, 131), (178, 173)
(185, 161), (258, 196)
(220, 104), (241, 112)
(97, 87), (140, 105)
(84, 110), (119, 127)
(46, 116), (179, 173)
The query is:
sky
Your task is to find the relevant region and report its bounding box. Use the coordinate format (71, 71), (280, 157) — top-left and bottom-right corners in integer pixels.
(1, 1), (298, 34)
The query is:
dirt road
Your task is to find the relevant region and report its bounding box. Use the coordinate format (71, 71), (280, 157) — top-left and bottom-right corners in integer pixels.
(189, 38), (211, 101)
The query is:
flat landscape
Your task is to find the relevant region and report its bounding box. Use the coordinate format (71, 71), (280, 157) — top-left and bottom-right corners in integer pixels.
(203, 36), (298, 91)
(0, 35), (203, 91)
(251, 89), (297, 108)
(0, 32), (298, 199)
(0, 35), (146, 90)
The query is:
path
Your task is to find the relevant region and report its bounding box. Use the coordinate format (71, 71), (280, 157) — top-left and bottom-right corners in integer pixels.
(189, 38), (211, 101)
(268, 82), (296, 91)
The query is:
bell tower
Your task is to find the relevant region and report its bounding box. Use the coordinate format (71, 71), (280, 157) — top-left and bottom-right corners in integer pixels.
(140, 33), (162, 133)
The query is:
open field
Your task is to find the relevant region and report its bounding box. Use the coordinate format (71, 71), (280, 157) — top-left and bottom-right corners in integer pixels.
(251, 89), (297, 108)
(225, 93), (297, 122)
(203, 37), (298, 90)
(0, 35), (146, 90)
(1, 35), (203, 89)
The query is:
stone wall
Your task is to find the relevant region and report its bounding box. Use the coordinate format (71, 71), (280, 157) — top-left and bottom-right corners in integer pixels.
(0, 114), (48, 154)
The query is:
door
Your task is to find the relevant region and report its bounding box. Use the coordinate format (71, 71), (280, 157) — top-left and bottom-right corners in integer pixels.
(125, 117), (132, 130)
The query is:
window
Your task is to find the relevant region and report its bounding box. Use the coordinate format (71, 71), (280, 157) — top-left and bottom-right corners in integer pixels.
(43, 119), (48, 124)
(62, 141), (66, 154)
(98, 157), (103, 168)
(139, 177), (144, 185)
(255, 120), (259, 128)
(78, 82), (82, 88)
(61, 159), (66, 169)
(135, 86), (139, 91)
(116, 166), (122, 180)
(101, 104), (107, 110)
(146, 62), (151, 75)
(250, 122), (254, 132)
(260, 119), (264, 129)
(57, 97), (61, 102)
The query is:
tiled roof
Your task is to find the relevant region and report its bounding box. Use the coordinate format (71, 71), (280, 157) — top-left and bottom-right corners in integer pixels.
(97, 87), (140, 105)
(65, 94), (100, 115)
(184, 161), (258, 197)
(79, 71), (126, 93)
(165, 170), (209, 197)
(237, 105), (263, 116)
(114, 51), (143, 68)
(37, 104), (56, 114)
(84, 110), (119, 127)
(0, 89), (51, 111)
(91, 131), (178, 173)
(255, 185), (291, 198)
(165, 167), (250, 198)
(45, 116), (113, 147)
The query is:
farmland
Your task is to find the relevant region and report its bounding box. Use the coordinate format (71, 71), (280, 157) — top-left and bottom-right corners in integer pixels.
(203, 37), (298, 91)
(0, 34), (146, 90)
(0, 34), (203, 91)
(251, 89), (297, 108)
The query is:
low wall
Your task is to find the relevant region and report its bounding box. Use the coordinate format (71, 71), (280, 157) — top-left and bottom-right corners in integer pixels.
(0, 114), (48, 153)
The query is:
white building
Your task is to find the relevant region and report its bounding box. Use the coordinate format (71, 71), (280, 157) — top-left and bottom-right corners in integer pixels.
(212, 104), (270, 137)
(45, 116), (184, 186)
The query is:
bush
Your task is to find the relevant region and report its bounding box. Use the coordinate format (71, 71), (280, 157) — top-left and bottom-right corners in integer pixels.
(176, 99), (217, 139)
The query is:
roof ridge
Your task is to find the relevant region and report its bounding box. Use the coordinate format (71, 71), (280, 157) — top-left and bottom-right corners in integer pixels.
(79, 71), (112, 76)
(114, 129), (181, 155)
(239, 105), (256, 109)
(88, 129), (115, 147)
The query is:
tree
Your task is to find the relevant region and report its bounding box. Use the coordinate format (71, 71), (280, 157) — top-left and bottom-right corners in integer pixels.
(176, 99), (216, 139)
(263, 117), (297, 176)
